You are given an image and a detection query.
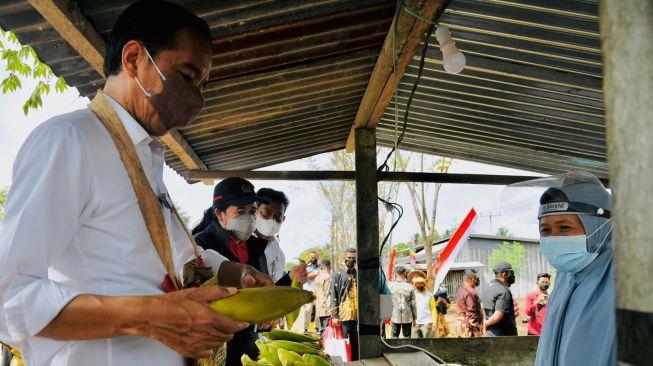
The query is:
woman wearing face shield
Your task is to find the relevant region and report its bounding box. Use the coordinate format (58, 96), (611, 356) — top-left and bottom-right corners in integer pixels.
(534, 174), (615, 366)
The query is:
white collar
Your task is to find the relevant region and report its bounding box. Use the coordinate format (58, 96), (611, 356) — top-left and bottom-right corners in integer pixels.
(104, 93), (154, 147)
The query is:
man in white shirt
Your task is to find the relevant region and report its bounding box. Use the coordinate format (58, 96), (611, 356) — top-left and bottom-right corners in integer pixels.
(0, 1), (271, 365)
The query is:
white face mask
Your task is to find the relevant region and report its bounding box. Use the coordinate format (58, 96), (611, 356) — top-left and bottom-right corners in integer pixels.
(255, 213), (282, 237)
(224, 213), (255, 241)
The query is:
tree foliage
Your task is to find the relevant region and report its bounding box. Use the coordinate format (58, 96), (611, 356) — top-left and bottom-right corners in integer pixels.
(395, 150), (452, 288)
(1, 27), (68, 115)
(488, 241), (527, 278)
(496, 227), (511, 237)
(0, 186), (8, 221)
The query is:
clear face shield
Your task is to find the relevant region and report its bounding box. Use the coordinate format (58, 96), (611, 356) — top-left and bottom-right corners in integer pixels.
(501, 171), (612, 273)
(501, 171), (610, 224)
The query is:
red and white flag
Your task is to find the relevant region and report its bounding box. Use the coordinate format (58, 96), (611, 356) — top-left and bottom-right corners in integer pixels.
(432, 208), (478, 287)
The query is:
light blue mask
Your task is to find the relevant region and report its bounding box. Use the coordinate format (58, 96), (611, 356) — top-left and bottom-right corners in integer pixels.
(540, 235), (598, 273)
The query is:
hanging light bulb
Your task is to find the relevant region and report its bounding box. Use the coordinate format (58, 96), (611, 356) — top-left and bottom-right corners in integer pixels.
(435, 26), (466, 74)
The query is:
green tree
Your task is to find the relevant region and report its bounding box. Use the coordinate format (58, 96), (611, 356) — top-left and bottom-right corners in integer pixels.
(396, 150), (452, 288)
(1, 27), (68, 115)
(496, 227), (511, 237)
(297, 246), (331, 264)
(0, 186), (8, 220)
(488, 241), (527, 278)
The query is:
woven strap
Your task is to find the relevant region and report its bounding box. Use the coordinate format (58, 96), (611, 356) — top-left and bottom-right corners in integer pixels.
(88, 91), (200, 290)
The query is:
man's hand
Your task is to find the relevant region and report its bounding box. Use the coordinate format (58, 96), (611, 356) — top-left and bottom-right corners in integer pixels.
(412, 320), (416, 326)
(241, 265), (274, 288)
(332, 318), (339, 326)
(290, 263), (308, 284)
(537, 294), (547, 305)
(431, 324), (437, 332)
(129, 286), (249, 358)
(513, 300), (520, 317)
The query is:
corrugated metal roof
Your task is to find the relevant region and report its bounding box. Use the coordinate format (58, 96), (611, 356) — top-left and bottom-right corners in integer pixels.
(1, 0), (610, 179)
(378, 0), (608, 178)
(0, 0), (394, 178)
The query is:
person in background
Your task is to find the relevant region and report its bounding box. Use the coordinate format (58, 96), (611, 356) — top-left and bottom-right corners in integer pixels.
(330, 248), (359, 360)
(534, 173), (615, 365)
(387, 267), (416, 338)
(192, 177), (274, 366)
(303, 252), (321, 333)
(411, 276), (436, 339)
(313, 259), (332, 338)
(525, 273), (551, 336)
(253, 188), (307, 286)
(482, 262), (518, 336)
(456, 269), (483, 338)
(434, 283), (451, 337)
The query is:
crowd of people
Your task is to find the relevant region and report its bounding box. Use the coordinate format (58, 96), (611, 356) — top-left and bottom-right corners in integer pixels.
(0, 0), (618, 365)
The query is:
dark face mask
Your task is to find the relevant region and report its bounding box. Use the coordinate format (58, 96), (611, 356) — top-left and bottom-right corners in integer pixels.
(310, 259), (318, 266)
(507, 273), (516, 285)
(539, 283), (550, 291)
(345, 258), (356, 268)
(135, 47), (204, 131)
(474, 278), (480, 287)
(416, 286), (425, 291)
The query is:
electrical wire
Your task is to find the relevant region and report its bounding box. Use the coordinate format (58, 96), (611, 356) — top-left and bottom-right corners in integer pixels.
(380, 322), (450, 365)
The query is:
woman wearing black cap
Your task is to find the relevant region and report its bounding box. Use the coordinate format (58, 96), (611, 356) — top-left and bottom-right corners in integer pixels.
(192, 177), (272, 366)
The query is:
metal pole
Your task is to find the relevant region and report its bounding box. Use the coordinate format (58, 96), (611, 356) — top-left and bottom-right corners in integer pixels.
(355, 128), (382, 359)
(601, 1), (653, 365)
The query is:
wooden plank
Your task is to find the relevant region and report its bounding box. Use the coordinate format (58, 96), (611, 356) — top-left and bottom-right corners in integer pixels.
(383, 337), (539, 366)
(27, 0), (106, 77)
(159, 131), (211, 185)
(360, 357), (390, 366)
(345, 0), (445, 152)
(384, 351), (438, 366)
(187, 170), (558, 185)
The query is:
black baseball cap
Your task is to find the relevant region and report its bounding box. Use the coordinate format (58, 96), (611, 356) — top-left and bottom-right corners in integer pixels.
(212, 177), (267, 209)
(493, 261), (513, 274)
(396, 267), (407, 275)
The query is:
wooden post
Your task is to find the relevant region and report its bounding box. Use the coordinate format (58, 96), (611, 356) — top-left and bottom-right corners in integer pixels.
(600, 1), (653, 365)
(354, 128), (382, 359)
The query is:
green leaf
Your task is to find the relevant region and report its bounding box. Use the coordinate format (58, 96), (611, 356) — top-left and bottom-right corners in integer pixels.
(0, 39), (4, 50)
(55, 76), (67, 93)
(1, 74), (21, 93)
(33, 62), (46, 79)
(7, 31), (18, 44)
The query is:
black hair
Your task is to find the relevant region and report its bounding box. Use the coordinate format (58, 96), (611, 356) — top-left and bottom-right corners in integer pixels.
(322, 259), (331, 267)
(104, 0), (211, 76)
(256, 188), (290, 209)
(191, 207), (215, 235)
(345, 247), (357, 254)
(537, 272), (551, 280)
(463, 269), (478, 281)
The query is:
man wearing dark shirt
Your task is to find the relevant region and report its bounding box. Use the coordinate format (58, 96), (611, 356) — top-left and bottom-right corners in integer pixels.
(482, 262), (517, 336)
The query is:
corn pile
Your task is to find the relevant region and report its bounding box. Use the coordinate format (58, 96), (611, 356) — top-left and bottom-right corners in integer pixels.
(209, 287), (315, 324)
(241, 329), (332, 366)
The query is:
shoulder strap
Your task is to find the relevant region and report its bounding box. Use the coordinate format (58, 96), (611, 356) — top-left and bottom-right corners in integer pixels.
(88, 91), (200, 291)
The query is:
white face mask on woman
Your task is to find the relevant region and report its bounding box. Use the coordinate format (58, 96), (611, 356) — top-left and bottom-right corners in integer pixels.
(224, 213), (256, 241)
(255, 213), (281, 237)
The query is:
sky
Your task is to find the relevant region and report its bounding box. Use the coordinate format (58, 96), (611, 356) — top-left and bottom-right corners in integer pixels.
(0, 44), (545, 262)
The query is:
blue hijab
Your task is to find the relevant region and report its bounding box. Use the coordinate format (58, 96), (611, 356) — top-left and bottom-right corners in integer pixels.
(535, 182), (616, 366)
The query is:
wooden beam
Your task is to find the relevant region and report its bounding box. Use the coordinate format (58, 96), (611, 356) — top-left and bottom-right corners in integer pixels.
(27, 0), (106, 78)
(27, 0), (208, 178)
(188, 170), (580, 186)
(345, 0), (444, 152)
(159, 131), (212, 185)
(355, 128), (382, 359)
